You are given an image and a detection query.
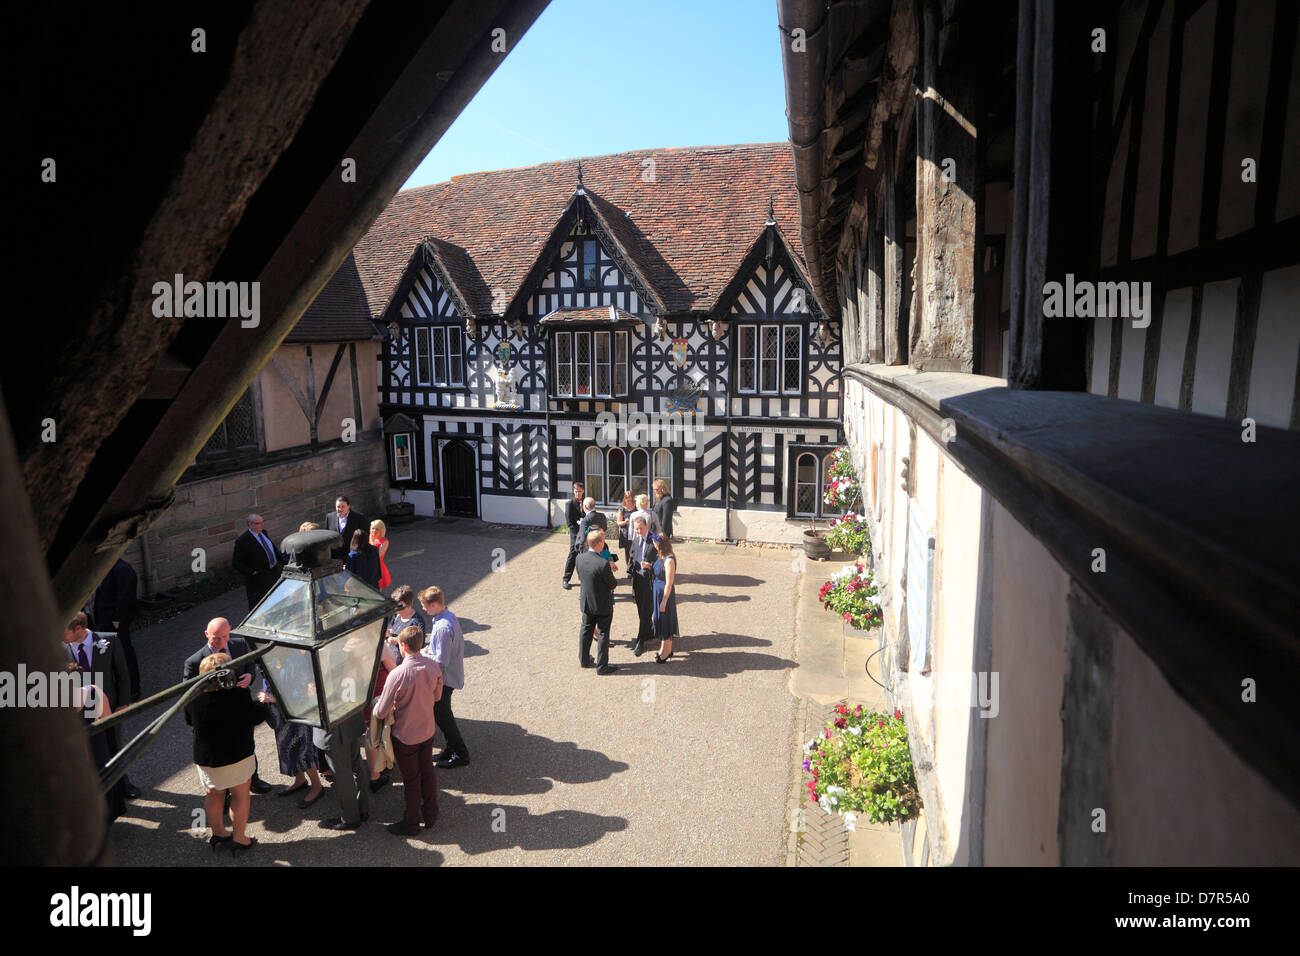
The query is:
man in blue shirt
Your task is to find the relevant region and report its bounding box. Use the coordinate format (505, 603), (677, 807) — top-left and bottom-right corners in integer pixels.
(419, 586), (470, 769)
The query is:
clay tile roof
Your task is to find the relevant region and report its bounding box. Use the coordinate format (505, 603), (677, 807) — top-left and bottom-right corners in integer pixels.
(537, 306), (641, 326)
(287, 252), (379, 342)
(349, 143), (806, 319)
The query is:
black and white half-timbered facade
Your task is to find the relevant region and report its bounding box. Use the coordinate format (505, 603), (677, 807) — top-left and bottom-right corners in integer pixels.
(352, 145), (842, 540)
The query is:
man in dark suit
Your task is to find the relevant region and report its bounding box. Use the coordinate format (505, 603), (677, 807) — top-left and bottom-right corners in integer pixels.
(561, 482), (585, 590)
(576, 528), (619, 674)
(628, 516), (656, 657)
(326, 496), (367, 561)
(92, 558), (141, 701)
(183, 617), (273, 794)
(63, 611), (139, 799)
(232, 513), (283, 609)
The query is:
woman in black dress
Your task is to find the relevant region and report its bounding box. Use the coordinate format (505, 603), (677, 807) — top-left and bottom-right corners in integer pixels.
(344, 529), (382, 589)
(185, 653), (269, 854)
(651, 534), (680, 663)
(653, 479), (676, 539)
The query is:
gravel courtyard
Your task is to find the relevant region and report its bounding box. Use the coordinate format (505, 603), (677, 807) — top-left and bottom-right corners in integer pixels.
(109, 518), (800, 866)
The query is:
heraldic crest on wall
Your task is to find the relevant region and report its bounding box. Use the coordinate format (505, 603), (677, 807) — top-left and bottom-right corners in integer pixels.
(490, 340), (521, 409)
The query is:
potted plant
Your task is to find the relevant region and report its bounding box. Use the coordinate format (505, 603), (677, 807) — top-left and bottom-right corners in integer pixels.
(823, 511), (870, 559)
(817, 561), (884, 632)
(386, 482), (416, 524)
(802, 514), (831, 560)
(803, 705), (921, 828)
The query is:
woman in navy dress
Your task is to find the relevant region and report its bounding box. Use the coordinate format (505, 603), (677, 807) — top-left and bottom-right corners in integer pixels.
(651, 535), (679, 663)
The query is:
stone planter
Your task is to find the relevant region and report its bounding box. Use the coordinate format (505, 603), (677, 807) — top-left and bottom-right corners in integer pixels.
(802, 529), (831, 560)
(386, 500), (416, 525)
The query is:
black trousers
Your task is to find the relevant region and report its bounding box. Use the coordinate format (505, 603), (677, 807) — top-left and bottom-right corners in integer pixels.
(433, 687), (469, 759)
(631, 571), (656, 645)
(579, 612), (613, 669)
(322, 716), (368, 824)
(563, 530), (579, 582)
(116, 624), (142, 700)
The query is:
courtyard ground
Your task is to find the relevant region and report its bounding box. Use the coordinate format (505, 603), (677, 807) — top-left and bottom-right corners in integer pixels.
(109, 517), (803, 866)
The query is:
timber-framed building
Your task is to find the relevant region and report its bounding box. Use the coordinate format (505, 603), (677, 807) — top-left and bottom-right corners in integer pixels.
(351, 144), (844, 540)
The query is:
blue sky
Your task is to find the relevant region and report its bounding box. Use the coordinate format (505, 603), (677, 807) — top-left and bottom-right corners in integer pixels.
(402, 0), (790, 189)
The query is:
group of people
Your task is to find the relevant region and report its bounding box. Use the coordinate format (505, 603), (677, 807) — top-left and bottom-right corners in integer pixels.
(563, 481), (682, 673)
(64, 494), (471, 852)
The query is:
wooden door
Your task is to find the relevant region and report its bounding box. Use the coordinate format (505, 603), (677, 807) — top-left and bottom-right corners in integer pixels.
(441, 441), (477, 517)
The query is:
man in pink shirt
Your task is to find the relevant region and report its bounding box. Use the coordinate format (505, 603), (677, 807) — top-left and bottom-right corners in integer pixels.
(372, 624), (444, 836)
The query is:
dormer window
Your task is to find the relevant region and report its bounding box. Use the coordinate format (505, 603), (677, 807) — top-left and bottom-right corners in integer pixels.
(735, 322), (803, 395)
(541, 307), (636, 399)
(580, 239), (602, 289)
(413, 324), (465, 387)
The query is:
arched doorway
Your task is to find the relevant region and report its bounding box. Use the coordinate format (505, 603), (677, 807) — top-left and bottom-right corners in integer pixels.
(440, 440), (478, 517)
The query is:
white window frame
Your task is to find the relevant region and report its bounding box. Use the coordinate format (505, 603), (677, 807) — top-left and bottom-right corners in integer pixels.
(554, 331), (573, 396)
(414, 327), (431, 386)
(414, 325), (464, 387)
(594, 330), (612, 398)
(584, 446), (604, 502)
(782, 325), (803, 393)
(737, 324), (757, 393)
(653, 449), (673, 498)
(760, 325), (780, 395)
(552, 329), (629, 399)
(575, 331), (592, 397)
(606, 447), (626, 505)
(794, 452), (819, 517)
(585, 444), (673, 507)
(391, 433), (414, 481)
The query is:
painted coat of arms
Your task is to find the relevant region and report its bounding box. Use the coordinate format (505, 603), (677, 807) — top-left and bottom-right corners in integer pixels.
(670, 338), (689, 368)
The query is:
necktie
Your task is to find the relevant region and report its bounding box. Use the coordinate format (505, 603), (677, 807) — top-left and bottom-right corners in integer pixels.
(258, 533), (276, 567)
(76, 643), (90, 671)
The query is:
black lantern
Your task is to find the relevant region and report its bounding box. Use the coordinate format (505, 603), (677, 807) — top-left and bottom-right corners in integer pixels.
(231, 529), (399, 731)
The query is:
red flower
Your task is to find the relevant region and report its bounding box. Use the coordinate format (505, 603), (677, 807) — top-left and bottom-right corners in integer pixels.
(824, 728), (831, 739)
(842, 611), (851, 621)
(834, 717), (847, 729)
(877, 719), (886, 730)
(893, 709), (902, 719)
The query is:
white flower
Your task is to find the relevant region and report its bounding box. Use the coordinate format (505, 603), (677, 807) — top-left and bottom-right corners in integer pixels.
(94, 640), (110, 651)
(818, 795), (833, 815)
(846, 724), (861, 736)
(842, 812), (858, 832)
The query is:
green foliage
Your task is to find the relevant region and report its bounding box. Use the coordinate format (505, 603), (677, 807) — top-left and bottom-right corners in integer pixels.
(803, 706), (920, 826)
(823, 512), (870, 556)
(818, 562), (883, 631)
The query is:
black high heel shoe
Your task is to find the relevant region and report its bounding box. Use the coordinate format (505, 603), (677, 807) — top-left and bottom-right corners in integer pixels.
(209, 834), (233, 851)
(229, 837), (258, 857)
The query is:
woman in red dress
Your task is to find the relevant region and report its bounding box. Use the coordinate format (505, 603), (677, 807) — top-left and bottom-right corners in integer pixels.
(370, 519), (391, 591)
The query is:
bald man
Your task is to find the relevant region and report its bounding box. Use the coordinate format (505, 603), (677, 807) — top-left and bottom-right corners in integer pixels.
(184, 617), (272, 793)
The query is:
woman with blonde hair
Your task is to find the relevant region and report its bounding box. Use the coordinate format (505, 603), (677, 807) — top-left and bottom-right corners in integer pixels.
(184, 653), (268, 854)
(370, 519), (392, 590)
(632, 493), (661, 538)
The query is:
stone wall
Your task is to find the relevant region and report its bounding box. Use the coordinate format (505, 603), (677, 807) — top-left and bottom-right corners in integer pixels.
(122, 436), (388, 595)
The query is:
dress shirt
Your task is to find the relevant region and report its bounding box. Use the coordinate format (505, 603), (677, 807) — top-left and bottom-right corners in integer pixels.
(73, 632), (96, 670)
(425, 610), (465, 690)
(631, 533), (651, 574)
(256, 531), (278, 568)
(373, 653), (442, 745)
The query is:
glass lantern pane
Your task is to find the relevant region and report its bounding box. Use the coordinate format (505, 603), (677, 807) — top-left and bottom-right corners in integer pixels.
(260, 644), (319, 723)
(313, 570), (388, 634)
(249, 577), (313, 638)
(318, 619), (384, 726)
